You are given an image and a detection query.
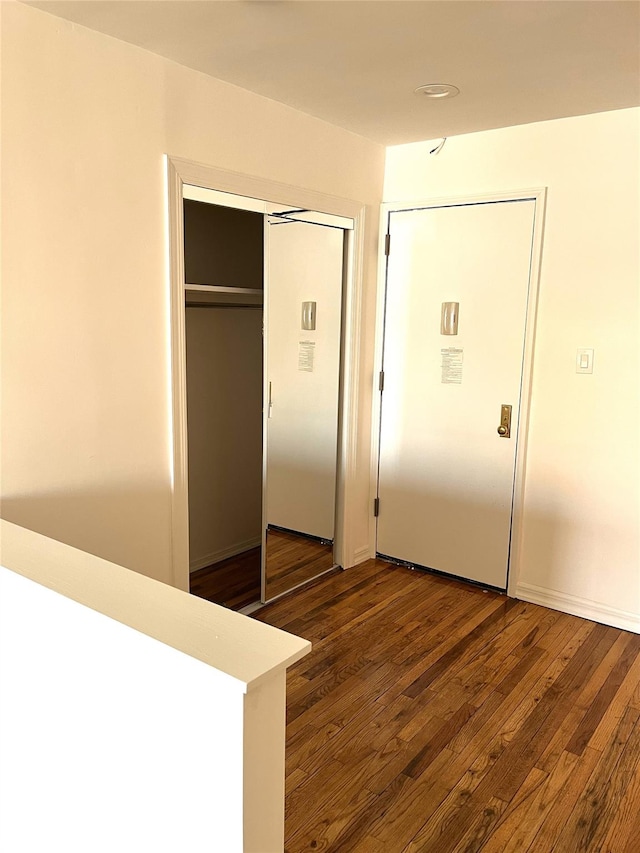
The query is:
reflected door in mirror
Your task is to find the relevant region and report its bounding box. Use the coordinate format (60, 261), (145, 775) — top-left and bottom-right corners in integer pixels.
(264, 219), (344, 600)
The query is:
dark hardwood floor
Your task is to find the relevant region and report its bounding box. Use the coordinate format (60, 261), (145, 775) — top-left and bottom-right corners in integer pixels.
(265, 527), (335, 600)
(190, 547), (261, 610)
(190, 530), (335, 610)
(255, 559), (640, 852)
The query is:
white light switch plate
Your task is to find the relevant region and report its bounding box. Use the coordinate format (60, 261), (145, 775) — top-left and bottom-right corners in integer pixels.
(576, 348), (594, 374)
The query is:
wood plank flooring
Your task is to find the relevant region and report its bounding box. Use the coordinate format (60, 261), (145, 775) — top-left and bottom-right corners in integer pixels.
(189, 531), (334, 610)
(190, 547), (260, 610)
(265, 528), (335, 600)
(255, 559), (640, 852)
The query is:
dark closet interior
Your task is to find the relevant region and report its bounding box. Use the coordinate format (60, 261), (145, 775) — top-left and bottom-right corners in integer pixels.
(184, 200), (264, 609)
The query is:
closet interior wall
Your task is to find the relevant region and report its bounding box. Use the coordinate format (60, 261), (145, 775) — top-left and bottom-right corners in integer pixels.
(184, 200), (264, 577)
(185, 306), (263, 572)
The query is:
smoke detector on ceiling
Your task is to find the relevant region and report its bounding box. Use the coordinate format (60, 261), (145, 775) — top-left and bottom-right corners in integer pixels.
(414, 83), (460, 99)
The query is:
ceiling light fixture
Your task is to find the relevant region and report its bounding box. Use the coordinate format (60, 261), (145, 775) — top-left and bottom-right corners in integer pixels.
(414, 83), (460, 99)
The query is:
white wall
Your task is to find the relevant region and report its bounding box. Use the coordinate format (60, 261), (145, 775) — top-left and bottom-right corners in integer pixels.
(384, 108), (640, 631)
(0, 520), (311, 853)
(0, 566), (245, 852)
(186, 307), (263, 570)
(0, 2), (385, 585)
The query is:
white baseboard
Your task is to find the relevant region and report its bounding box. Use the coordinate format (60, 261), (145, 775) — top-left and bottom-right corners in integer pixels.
(351, 544), (373, 567)
(515, 582), (640, 634)
(189, 537), (261, 573)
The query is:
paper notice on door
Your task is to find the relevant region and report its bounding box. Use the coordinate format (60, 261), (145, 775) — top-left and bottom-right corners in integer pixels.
(441, 347), (463, 384)
(298, 340), (315, 372)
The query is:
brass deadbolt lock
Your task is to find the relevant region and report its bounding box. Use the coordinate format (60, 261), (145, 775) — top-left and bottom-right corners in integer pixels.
(497, 405), (512, 438)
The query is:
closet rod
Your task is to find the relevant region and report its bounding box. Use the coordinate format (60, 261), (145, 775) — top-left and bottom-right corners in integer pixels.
(268, 217), (347, 232)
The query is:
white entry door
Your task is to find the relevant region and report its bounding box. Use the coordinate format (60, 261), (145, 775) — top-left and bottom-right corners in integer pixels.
(377, 199), (537, 589)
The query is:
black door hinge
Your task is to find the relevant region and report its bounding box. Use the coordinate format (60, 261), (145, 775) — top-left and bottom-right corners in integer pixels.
(374, 497), (380, 517)
(379, 370), (385, 392)
(384, 233), (391, 255)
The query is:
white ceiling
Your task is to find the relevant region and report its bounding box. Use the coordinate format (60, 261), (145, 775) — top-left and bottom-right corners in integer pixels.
(27, 0), (640, 145)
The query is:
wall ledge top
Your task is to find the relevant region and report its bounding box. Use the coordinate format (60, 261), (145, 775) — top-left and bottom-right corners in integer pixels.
(0, 520), (310, 691)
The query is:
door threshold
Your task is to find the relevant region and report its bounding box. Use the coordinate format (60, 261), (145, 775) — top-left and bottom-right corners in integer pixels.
(376, 552), (506, 595)
(238, 600), (265, 616)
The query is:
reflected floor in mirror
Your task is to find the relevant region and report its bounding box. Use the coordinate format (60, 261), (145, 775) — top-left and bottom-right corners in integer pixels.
(265, 527), (335, 601)
(190, 547), (261, 611)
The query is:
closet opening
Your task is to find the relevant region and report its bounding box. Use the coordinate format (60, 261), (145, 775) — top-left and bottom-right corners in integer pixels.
(178, 181), (353, 611)
(185, 197), (264, 609)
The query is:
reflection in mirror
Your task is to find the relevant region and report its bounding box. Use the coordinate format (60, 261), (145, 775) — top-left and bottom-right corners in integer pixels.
(264, 528), (334, 601)
(263, 217), (346, 601)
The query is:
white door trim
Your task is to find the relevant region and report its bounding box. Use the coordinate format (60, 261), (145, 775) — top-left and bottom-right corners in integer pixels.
(369, 188), (547, 594)
(166, 155), (367, 591)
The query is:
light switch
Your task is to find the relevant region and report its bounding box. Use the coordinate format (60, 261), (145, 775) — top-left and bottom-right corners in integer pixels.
(576, 348), (594, 374)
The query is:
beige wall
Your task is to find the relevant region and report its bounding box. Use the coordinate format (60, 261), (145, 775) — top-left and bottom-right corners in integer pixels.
(0, 2), (384, 584)
(384, 108), (640, 629)
(186, 307), (263, 570)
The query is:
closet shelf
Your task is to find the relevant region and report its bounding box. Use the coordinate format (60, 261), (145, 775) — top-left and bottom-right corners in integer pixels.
(185, 284), (263, 295)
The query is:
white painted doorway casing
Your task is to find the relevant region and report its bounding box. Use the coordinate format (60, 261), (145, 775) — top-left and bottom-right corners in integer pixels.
(166, 156), (367, 592)
(373, 190), (546, 592)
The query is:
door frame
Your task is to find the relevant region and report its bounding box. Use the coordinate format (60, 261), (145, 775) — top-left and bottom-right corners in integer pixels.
(165, 155), (367, 592)
(369, 188), (547, 596)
